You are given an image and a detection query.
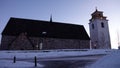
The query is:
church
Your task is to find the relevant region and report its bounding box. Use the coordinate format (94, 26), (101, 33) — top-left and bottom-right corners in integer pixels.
(0, 9), (111, 50)
(0, 17), (90, 50)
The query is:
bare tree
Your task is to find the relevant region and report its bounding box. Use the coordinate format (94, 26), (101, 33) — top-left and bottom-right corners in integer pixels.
(117, 30), (120, 49)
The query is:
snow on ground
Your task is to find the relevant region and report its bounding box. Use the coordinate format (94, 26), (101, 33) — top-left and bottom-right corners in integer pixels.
(0, 60), (44, 68)
(0, 49), (119, 68)
(87, 50), (120, 68)
(0, 49), (116, 59)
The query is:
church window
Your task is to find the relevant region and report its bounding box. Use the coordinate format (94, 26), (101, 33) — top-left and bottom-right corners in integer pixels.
(101, 22), (104, 28)
(92, 24), (94, 29)
(100, 17), (103, 19)
(99, 14), (101, 16)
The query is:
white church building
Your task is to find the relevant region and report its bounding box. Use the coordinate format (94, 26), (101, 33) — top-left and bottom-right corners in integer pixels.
(89, 9), (111, 49)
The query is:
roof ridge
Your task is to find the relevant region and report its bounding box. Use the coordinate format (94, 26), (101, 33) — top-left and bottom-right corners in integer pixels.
(10, 17), (82, 26)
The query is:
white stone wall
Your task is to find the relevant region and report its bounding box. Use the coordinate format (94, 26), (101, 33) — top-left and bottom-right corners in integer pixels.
(89, 19), (111, 49)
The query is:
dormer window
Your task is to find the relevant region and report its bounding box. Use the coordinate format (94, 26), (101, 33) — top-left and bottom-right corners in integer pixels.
(100, 17), (103, 19)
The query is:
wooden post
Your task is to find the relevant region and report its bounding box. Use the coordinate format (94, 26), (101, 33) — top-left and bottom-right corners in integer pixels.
(13, 56), (16, 63)
(34, 56), (37, 67)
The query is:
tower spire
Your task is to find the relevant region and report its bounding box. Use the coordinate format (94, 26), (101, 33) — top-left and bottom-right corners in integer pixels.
(95, 7), (98, 11)
(50, 14), (52, 22)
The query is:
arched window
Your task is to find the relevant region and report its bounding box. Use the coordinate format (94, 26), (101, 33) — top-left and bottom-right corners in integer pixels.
(101, 22), (104, 28)
(92, 24), (94, 29)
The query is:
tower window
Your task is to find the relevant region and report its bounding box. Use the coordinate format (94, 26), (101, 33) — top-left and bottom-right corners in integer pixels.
(92, 24), (94, 29)
(101, 22), (104, 28)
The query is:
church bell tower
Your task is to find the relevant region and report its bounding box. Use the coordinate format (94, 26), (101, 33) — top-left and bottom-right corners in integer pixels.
(89, 9), (111, 49)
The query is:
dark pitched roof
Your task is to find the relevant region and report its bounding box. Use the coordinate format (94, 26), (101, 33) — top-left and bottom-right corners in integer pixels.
(2, 17), (90, 40)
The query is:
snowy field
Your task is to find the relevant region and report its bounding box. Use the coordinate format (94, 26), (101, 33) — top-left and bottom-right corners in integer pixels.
(0, 49), (119, 68)
(88, 50), (120, 68)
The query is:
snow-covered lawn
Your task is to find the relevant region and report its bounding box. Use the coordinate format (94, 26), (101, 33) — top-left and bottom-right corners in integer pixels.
(0, 49), (115, 59)
(0, 49), (119, 68)
(0, 60), (44, 68)
(88, 50), (120, 68)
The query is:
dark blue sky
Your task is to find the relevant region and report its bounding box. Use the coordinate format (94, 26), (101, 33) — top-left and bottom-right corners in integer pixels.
(0, 0), (120, 49)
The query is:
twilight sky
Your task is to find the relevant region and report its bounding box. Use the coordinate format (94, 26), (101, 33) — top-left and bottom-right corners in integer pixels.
(0, 0), (120, 49)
